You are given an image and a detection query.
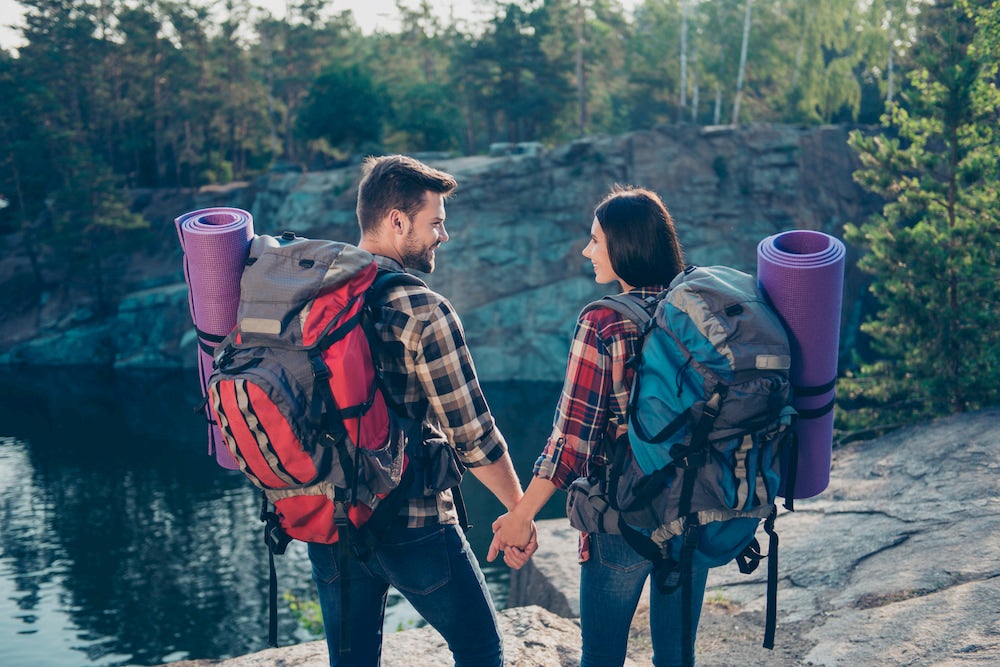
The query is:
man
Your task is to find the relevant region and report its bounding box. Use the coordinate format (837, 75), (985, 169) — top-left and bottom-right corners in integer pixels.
(307, 154), (536, 667)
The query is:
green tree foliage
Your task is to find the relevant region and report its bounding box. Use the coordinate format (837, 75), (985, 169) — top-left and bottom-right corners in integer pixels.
(2, 0), (148, 307)
(456, 2), (574, 149)
(0, 0), (983, 317)
(387, 81), (463, 152)
(840, 0), (1000, 432)
(296, 63), (386, 157)
(626, 0), (683, 127)
(370, 1), (463, 152)
(781, 0), (863, 123)
(253, 3), (362, 164)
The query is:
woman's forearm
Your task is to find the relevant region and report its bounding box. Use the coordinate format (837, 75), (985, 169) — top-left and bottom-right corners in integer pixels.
(510, 475), (560, 522)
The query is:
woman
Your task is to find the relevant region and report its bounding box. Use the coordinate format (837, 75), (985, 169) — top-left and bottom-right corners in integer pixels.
(489, 185), (707, 667)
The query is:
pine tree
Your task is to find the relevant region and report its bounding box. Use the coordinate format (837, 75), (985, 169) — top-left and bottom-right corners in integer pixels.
(840, 0), (1000, 433)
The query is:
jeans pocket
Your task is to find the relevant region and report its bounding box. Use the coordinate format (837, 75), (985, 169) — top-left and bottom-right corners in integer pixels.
(376, 527), (452, 595)
(307, 542), (340, 585)
(593, 533), (649, 573)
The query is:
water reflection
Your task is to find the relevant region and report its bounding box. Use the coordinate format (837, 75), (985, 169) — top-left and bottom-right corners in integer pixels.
(0, 369), (563, 667)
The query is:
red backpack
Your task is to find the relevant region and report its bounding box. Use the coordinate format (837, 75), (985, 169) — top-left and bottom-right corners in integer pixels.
(207, 232), (425, 649)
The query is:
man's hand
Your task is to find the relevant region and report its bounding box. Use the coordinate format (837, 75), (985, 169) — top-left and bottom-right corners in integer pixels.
(487, 520), (538, 570)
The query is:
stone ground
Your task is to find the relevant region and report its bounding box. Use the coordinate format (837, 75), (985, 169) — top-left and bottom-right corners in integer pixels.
(157, 408), (1000, 667)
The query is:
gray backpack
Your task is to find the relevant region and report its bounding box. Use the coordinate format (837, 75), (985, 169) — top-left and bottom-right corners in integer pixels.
(566, 265), (797, 665)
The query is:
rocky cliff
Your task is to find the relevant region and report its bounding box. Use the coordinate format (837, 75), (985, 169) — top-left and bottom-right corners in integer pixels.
(0, 123), (879, 381)
(149, 408), (1000, 666)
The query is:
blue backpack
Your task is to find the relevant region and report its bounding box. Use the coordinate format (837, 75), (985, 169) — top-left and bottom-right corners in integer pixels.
(566, 265), (797, 665)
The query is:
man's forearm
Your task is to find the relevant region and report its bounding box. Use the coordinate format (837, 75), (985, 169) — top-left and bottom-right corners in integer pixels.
(468, 454), (524, 510)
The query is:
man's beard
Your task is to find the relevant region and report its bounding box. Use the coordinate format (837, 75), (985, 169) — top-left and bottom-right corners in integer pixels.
(401, 234), (438, 273)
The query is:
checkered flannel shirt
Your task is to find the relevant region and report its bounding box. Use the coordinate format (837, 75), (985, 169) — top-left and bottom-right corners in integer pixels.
(532, 286), (666, 559)
(371, 255), (508, 526)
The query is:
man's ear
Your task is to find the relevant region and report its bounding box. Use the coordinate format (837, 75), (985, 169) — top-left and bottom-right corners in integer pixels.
(389, 209), (407, 235)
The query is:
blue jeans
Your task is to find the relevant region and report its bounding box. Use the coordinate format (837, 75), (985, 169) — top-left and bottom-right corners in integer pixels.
(580, 533), (709, 667)
(307, 522), (503, 667)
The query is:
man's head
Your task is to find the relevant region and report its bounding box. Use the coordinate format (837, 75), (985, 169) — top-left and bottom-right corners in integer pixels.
(357, 155), (458, 273)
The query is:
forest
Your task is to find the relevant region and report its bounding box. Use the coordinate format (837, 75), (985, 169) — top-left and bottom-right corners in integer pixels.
(1, 0), (919, 226)
(0, 0), (998, 430)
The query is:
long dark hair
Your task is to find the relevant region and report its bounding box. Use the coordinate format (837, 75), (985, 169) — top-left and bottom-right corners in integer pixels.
(594, 185), (685, 288)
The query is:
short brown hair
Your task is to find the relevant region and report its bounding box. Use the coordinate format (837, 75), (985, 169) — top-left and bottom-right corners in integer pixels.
(594, 185), (685, 288)
(356, 155), (457, 235)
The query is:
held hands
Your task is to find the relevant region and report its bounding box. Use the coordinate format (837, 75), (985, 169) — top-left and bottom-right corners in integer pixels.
(487, 509), (538, 570)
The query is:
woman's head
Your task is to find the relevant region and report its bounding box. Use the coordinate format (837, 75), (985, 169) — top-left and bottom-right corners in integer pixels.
(584, 185), (685, 290)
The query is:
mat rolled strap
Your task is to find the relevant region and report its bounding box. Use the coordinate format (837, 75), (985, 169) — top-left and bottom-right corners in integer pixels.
(175, 207), (254, 470)
(757, 230), (845, 499)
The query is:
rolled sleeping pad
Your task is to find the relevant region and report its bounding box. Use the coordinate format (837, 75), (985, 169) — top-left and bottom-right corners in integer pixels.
(175, 207), (254, 470)
(757, 230), (846, 499)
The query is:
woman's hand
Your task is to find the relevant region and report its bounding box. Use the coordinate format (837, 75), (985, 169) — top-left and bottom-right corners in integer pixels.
(486, 475), (558, 568)
(491, 508), (535, 552)
(497, 522), (539, 569)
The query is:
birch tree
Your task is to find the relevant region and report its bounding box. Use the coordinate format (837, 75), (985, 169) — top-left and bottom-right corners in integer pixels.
(731, 0), (751, 123)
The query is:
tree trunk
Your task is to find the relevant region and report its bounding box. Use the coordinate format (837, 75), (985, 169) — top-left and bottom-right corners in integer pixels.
(679, 0), (688, 118)
(691, 71), (699, 121)
(260, 28), (282, 158)
(732, 0), (752, 124)
(792, 6), (813, 88)
(576, 0), (587, 137)
(887, 17), (895, 104)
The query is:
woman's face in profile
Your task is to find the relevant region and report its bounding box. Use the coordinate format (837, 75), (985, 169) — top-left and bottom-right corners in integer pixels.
(583, 217), (623, 287)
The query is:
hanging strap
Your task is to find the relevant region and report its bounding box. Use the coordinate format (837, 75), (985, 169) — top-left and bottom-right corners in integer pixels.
(762, 506), (779, 650)
(334, 498), (353, 656)
(679, 517), (700, 667)
(452, 483), (472, 532)
(259, 493), (293, 648)
(267, 549), (279, 647)
(782, 430), (799, 511)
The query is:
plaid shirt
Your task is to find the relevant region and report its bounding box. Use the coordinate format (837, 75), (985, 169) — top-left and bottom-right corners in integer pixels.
(371, 256), (508, 526)
(532, 286), (666, 559)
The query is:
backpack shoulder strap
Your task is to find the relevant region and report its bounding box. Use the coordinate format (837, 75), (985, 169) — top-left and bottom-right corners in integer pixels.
(369, 268), (427, 304)
(581, 293), (657, 329)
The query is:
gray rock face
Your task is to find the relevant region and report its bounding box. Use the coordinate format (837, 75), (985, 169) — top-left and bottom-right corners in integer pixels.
(147, 409), (999, 667)
(512, 408), (1000, 666)
(0, 124), (878, 381)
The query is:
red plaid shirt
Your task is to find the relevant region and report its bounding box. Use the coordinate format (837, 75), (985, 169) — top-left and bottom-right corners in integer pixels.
(533, 286), (666, 560)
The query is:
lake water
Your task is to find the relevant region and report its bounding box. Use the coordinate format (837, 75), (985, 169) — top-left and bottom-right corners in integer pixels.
(0, 368), (565, 667)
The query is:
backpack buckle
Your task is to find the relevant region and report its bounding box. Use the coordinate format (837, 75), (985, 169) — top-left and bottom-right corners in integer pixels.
(261, 510), (292, 555)
(310, 353), (331, 381)
(214, 345), (235, 370)
(334, 500), (349, 527)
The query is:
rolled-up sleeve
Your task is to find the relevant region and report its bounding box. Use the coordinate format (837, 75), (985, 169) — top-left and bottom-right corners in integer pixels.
(415, 299), (507, 467)
(534, 311), (631, 489)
